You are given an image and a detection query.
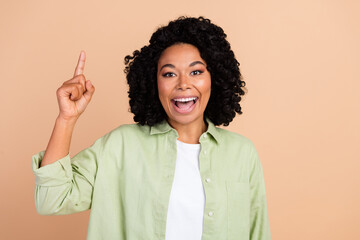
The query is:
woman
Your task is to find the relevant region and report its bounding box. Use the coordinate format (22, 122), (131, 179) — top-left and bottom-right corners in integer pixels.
(32, 16), (271, 240)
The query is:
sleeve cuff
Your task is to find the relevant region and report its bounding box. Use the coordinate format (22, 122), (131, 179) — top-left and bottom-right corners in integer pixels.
(32, 151), (73, 186)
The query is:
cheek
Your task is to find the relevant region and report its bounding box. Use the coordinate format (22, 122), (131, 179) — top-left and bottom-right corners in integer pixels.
(206, 80), (211, 93)
(157, 80), (171, 105)
(199, 77), (211, 97)
(157, 79), (164, 95)
(157, 79), (173, 95)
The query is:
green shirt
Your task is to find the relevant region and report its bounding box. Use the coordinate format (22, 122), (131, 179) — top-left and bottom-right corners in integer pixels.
(32, 118), (271, 240)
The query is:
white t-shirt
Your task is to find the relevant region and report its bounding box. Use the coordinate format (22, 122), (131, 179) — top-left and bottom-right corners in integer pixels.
(165, 140), (206, 240)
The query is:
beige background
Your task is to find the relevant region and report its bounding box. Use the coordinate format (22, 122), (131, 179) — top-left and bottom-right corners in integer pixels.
(1, 0), (359, 239)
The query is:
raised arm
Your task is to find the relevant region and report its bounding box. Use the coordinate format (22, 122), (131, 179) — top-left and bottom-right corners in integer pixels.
(33, 51), (100, 215)
(40, 51), (95, 167)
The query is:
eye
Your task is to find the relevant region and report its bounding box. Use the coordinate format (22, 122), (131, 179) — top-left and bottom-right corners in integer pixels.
(162, 72), (176, 77)
(191, 70), (203, 76)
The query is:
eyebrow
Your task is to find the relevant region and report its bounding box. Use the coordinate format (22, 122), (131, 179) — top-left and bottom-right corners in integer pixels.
(159, 61), (205, 71)
(189, 61), (205, 67)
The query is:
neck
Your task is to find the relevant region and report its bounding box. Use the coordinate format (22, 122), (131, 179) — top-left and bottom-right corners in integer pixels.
(168, 117), (208, 144)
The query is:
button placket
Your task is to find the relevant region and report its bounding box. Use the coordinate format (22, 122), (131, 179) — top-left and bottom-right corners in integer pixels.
(199, 139), (216, 230)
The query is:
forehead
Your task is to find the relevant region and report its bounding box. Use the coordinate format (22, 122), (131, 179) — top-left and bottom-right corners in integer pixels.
(157, 43), (204, 66)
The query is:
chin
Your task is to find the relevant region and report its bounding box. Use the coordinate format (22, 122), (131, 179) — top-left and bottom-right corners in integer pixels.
(167, 114), (204, 126)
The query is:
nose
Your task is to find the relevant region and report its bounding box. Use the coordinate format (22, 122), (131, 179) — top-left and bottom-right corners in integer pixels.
(177, 73), (191, 90)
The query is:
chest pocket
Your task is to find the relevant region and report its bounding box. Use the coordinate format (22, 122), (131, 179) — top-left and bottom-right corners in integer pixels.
(226, 181), (250, 240)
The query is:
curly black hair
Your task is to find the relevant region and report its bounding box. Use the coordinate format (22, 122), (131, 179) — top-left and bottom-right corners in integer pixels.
(124, 16), (246, 126)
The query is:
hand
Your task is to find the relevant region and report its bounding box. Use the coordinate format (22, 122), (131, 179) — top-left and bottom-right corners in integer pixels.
(56, 51), (95, 121)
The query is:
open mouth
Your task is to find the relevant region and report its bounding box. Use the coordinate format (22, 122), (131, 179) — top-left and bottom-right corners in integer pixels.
(171, 97), (198, 113)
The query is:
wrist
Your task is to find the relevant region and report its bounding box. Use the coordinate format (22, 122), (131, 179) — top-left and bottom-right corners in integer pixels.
(56, 115), (78, 127)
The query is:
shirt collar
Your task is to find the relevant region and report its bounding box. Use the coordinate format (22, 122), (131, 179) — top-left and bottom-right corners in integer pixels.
(150, 117), (221, 143)
(149, 119), (173, 135)
(205, 118), (221, 143)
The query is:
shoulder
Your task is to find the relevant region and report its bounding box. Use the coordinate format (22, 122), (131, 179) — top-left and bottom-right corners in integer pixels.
(99, 123), (150, 144)
(216, 127), (254, 146)
(110, 123), (149, 135)
(215, 127), (262, 173)
(215, 127), (257, 152)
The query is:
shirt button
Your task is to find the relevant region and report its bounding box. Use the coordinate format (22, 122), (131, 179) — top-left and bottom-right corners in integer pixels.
(205, 178), (211, 183)
(204, 150), (207, 155)
(208, 211), (214, 217)
(204, 135), (207, 138)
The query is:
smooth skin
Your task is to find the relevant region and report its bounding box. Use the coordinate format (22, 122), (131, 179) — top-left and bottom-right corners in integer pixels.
(40, 51), (95, 167)
(157, 43), (211, 144)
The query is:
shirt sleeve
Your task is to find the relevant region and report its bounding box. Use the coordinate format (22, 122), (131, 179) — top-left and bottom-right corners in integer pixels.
(249, 144), (271, 239)
(32, 137), (103, 215)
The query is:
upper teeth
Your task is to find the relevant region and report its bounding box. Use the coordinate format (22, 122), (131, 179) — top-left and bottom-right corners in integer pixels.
(174, 97), (197, 102)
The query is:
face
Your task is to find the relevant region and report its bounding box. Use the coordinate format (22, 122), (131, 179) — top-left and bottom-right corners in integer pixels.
(157, 43), (211, 128)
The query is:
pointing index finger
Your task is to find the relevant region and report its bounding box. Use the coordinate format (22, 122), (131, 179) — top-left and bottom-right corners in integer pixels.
(74, 50), (86, 77)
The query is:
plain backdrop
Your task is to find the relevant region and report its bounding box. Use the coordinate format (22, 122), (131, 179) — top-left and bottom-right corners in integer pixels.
(1, 0), (359, 239)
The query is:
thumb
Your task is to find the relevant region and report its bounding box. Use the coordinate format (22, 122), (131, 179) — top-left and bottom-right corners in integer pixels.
(84, 80), (95, 101)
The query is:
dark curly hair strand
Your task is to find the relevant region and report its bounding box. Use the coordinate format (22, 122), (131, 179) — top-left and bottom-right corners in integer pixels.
(124, 16), (246, 126)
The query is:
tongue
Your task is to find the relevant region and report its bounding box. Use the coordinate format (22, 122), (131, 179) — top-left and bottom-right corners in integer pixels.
(176, 101), (194, 109)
